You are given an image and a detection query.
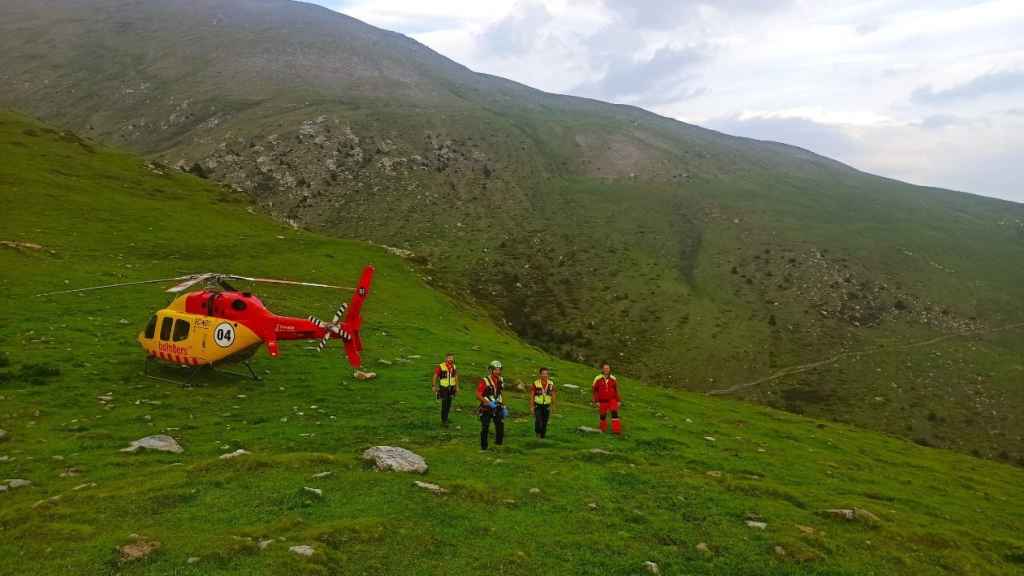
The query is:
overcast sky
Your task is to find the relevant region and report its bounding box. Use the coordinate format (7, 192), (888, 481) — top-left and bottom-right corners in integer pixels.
(321, 0), (1024, 203)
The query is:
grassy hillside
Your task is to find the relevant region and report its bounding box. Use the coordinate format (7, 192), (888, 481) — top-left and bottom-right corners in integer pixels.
(3, 114), (1024, 575)
(1, 0), (1023, 461)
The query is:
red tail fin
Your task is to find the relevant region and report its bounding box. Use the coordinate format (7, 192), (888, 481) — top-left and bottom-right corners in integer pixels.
(341, 265), (374, 368)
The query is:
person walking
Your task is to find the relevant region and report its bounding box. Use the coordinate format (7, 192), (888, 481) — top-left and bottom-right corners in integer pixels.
(432, 352), (459, 425)
(476, 360), (506, 450)
(530, 367), (556, 439)
(592, 362), (622, 434)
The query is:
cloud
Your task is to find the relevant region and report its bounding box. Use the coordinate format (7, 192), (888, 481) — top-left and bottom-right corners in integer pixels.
(574, 44), (710, 104)
(706, 114), (858, 159)
(599, 0), (794, 30)
(913, 69), (1024, 104)
(707, 111), (1024, 203)
(478, 1), (552, 55)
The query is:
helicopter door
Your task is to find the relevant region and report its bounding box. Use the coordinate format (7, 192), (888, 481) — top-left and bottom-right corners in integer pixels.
(158, 316), (174, 341)
(142, 315), (157, 341)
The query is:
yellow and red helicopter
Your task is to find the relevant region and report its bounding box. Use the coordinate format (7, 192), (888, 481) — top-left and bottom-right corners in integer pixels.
(39, 266), (374, 381)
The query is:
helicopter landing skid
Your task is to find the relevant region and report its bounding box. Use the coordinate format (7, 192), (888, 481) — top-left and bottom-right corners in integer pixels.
(210, 360), (261, 382)
(143, 357), (260, 386)
(144, 356), (202, 386)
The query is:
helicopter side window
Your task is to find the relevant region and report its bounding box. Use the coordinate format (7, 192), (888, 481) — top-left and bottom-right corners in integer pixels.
(172, 319), (190, 342)
(231, 299), (247, 311)
(159, 316), (173, 341)
(144, 315), (157, 340)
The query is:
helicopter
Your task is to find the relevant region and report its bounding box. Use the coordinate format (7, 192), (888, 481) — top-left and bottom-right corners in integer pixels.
(38, 266), (374, 382)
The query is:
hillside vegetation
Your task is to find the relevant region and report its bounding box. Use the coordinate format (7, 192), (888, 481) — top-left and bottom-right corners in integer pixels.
(1, 0), (1023, 462)
(3, 114), (1024, 575)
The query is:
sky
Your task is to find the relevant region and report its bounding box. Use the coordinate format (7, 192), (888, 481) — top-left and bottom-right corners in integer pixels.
(319, 0), (1024, 203)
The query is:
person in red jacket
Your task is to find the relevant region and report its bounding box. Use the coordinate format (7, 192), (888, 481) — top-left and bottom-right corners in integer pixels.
(476, 360), (506, 450)
(592, 362), (622, 434)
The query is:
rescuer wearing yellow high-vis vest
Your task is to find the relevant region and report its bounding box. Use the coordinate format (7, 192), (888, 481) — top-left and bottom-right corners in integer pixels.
(432, 352), (459, 425)
(530, 367), (557, 439)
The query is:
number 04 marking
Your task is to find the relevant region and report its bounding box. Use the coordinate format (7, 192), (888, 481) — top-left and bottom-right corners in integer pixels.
(214, 322), (236, 348)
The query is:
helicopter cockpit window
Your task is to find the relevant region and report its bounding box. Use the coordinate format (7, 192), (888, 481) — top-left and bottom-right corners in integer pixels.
(172, 319), (190, 342)
(159, 316), (173, 341)
(144, 315), (157, 340)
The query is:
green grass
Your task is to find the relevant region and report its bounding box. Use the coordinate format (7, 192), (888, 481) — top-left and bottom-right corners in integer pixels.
(2, 114), (1024, 575)
(3, 0), (1024, 462)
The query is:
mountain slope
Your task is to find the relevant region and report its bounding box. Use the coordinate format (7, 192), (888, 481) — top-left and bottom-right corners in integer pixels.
(3, 111), (1024, 576)
(1, 0), (1023, 462)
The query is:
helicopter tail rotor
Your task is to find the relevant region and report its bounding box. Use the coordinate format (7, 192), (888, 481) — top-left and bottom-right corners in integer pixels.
(306, 265), (374, 368)
(340, 265), (374, 368)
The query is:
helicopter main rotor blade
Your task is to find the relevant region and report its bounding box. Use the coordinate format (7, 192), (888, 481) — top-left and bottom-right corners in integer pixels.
(36, 275), (198, 297)
(166, 273), (215, 293)
(223, 275), (353, 291)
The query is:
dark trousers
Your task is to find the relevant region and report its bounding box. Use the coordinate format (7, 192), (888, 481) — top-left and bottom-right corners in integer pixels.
(480, 410), (504, 450)
(534, 405), (551, 438)
(438, 387), (455, 423)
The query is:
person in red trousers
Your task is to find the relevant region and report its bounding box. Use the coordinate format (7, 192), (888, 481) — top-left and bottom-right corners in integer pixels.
(592, 362), (622, 434)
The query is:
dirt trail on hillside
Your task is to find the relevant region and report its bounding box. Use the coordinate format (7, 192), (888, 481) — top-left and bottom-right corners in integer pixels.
(708, 321), (1024, 396)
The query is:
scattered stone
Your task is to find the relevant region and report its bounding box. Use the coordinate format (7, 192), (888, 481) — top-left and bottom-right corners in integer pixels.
(60, 467), (82, 478)
(219, 449), (250, 460)
(353, 370), (377, 381)
(32, 495), (61, 509)
(589, 448), (612, 455)
(503, 499), (517, 505)
(187, 557), (200, 564)
(746, 520), (767, 530)
(0, 485), (7, 493)
(377, 359), (393, 366)
(0, 429), (7, 442)
(822, 508), (880, 524)
(73, 482), (97, 491)
(258, 539), (274, 550)
(303, 486), (323, 498)
(120, 435), (183, 454)
(706, 471), (723, 478)
(577, 426), (602, 434)
(562, 384), (579, 390)
(119, 538), (161, 562)
(643, 560), (661, 574)
(289, 545), (315, 557)
(696, 542), (710, 554)
(529, 488), (541, 495)
(774, 545), (787, 557)
(704, 436), (716, 442)
(414, 480), (448, 494)
(311, 471), (332, 479)
(1, 240), (44, 251)
(362, 446), (428, 474)
(588, 502), (599, 510)
(5, 479), (32, 489)
(796, 524), (817, 535)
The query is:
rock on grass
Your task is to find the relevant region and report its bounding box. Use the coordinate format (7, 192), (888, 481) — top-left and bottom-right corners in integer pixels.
(362, 446), (427, 474)
(414, 480), (447, 494)
(120, 435), (183, 454)
(119, 538), (160, 562)
(822, 507), (880, 524)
